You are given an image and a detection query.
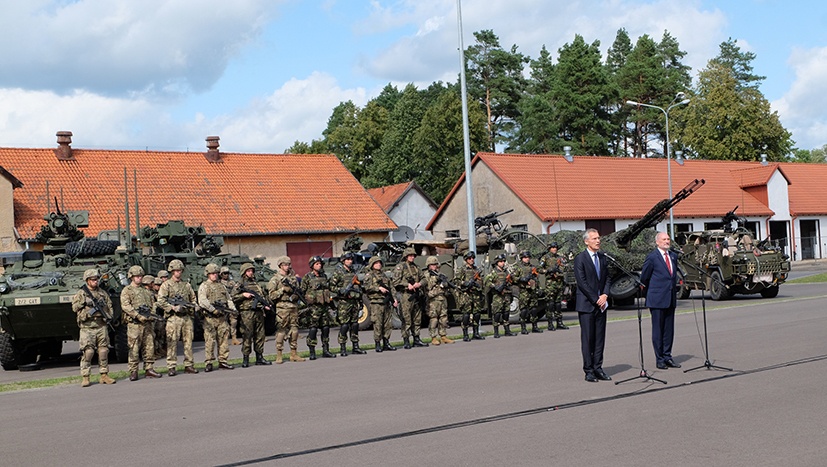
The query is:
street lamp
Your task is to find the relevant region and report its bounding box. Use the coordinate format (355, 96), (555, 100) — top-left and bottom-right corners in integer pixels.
(626, 94), (690, 237)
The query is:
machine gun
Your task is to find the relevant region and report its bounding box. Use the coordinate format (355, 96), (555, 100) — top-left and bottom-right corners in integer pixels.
(615, 178), (705, 251)
(721, 206), (748, 233)
(474, 209), (514, 234)
(428, 270), (455, 290)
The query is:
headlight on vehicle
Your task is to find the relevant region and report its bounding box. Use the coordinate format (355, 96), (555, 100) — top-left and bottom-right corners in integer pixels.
(0, 283), (8, 293)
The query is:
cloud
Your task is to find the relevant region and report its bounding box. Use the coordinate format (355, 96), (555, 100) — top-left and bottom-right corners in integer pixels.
(773, 46), (827, 149)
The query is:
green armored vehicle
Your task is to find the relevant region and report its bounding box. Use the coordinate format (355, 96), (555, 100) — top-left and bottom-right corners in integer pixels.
(677, 208), (791, 300)
(0, 208), (130, 370)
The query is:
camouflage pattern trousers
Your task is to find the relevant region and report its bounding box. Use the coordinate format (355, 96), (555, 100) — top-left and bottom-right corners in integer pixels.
(369, 302), (392, 342)
(166, 315), (195, 369)
(79, 325), (109, 377)
(127, 321), (155, 372)
(275, 303), (300, 351)
(336, 299), (362, 345)
(519, 288), (540, 323)
(456, 291), (485, 329)
(399, 292), (424, 339)
(306, 305), (333, 347)
(153, 318), (167, 360)
(544, 280), (563, 320)
(490, 293), (512, 326)
(240, 309), (266, 357)
(202, 314), (230, 364)
(427, 296), (449, 339)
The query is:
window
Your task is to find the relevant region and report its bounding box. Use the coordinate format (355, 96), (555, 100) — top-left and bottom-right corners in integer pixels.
(511, 224), (528, 242)
(585, 219), (616, 235)
(445, 230), (460, 239)
(673, 223), (693, 234)
(704, 222), (724, 231)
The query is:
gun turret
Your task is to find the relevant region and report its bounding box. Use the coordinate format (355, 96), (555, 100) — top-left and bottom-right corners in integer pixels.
(139, 220), (209, 254)
(474, 209), (514, 233)
(722, 206), (747, 233)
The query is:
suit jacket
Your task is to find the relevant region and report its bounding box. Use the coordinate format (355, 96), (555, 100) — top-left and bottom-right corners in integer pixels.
(574, 249), (611, 313)
(639, 248), (678, 309)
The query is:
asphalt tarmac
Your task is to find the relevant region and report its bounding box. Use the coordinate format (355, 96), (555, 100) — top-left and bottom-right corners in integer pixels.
(1, 279), (825, 466)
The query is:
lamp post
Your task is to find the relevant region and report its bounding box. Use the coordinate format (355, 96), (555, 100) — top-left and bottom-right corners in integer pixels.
(626, 95), (690, 237)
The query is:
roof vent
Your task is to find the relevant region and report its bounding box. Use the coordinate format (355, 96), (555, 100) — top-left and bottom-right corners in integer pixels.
(205, 136), (222, 162)
(760, 153), (768, 166)
(54, 131), (75, 161)
(563, 146), (573, 163)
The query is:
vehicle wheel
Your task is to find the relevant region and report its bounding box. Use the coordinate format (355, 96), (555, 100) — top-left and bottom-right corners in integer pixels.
(609, 272), (640, 300)
(0, 332), (19, 371)
(112, 324), (129, 363)
(760, 286), (779, 298)
(65, 240), (120, 258)
(678, 283), (691, 300)
(709, 270), (731, 301)
(357, 304), (372, 331)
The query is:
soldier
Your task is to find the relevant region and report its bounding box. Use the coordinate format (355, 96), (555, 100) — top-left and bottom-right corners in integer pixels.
(157, 259), (198, 376)
(198, 263), (236, 371)
(485, 253), (516, 338)
(157, 270), (170, 282)
(515, 250), (542, 334)
(329, 252), (367, 356)
(152, 277), (167, 360)
(455, 251), (485, 341)
(364, 256), (397, 352)
(301, 256), (337, 360)
(120, 265), (161, 381)
(422, 256), (454, 345)
(72, 269), (117, 387)
(392, 247), (428, 349)
(539, 242), (569, 331)
(267, 256), (305, 364)
(220, 266), (241, 346)
(231, 263), (272, 367)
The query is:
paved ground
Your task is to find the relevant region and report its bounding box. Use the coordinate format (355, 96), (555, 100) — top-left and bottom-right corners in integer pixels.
(1, 279), (825, 466)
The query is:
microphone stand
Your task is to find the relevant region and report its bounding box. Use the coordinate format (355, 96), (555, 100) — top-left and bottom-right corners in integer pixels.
(605, 254), (666, 385)
(679, 258), (733, 373)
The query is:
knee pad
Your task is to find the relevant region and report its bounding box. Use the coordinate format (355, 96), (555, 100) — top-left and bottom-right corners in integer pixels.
(308, 327), (318, 341)
(461, 313), (470, 327)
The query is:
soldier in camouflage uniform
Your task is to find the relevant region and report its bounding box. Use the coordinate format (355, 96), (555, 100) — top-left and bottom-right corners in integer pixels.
(72, 269), (117, 387)
(392, 247), (428, 349)
(267, 256), (305, 364)
(121, 265), (161, 381)
(329, 252), (367, 356)
(515, 250), (542, 334)
(539, 242), (569, 331)
(220, 266), (241, 346)
(157, 259), (198, 376)
(198, 263), (236, 371)
(141, 275), (166, 360)
(152, 276), (167, 360)
(422, 256), (454, 345)
(231, 263), (272, 367)
(485, 253), (516, 338)
(301, 256), (336, 360)
(455, 251), (485, 341)
(364, 256), (397, 352)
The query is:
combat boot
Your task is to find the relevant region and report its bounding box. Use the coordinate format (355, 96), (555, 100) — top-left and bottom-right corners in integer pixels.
(81, 376), (91, 387)
(431, 336), (441, 346)
(308, 346), (317, 360)
(242, 355), (250, 367)
(340, 344), (348, 357)
(232, 337), (241, 346)
(531, 322), (543, 333)
(352, 342), (366, 354)
(129, 371), (139, 381)
(375, 341), (383, 353)
(289, 349), (305, 362)
(413, 336), (428, 347)
(493, 326), (500, 338)
(462, 328), (471, 342)
(440, 335), (455, 344)
(382, 338), (397, 351)
(321, 343), (336, 358)
(548, 317), (556, 331)
(557, 318), (569, 330)
(255, 353), (272, 365)
(472, 325), (485, 340)
(403, 337), (412, 349)
(100, 373), (116, 384)
(520, 322), (529, 335)
(275, 350), (284, 364)
(504, 325), (516, 336)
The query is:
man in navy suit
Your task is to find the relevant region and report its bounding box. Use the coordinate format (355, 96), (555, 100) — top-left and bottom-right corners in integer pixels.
(574, 228), (612, 382)
(639, 231), (681, 370)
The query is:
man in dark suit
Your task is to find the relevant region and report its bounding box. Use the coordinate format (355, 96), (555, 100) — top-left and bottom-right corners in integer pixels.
(574, 228), (612, 382)
(639, 231), (681, 370)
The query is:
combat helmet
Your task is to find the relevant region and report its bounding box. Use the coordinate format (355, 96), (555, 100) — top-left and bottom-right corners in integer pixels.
(204, 263), (221, 275)
(276, 256), (291, 267)
(308, 255), (324, 268)
(153, 277), (164, 286)
(240, 263), (255, 276)
(127, 265), (145, 278)
(519, 250), (532, 259)
(403, 247), (416, 257)
(141, 275), (155, 285)
(220, 266), (230, 275)
(342, 252), (355, 261)
(463, 251), (476, 260)
(368, 256), (383, 268)
(548, 241), (559, 249)
(83, 269), (100, 281)
(168, 259), (185, 272)
(494, 253), (507, 262)
(425, 256), (439, 266)
(157, 270), (169, 279)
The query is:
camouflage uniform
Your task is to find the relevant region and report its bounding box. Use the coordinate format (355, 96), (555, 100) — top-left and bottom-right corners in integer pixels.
(121, 280), (158, 376)
(363, 256), (396, 352)
(392, 248), (428, 348)
(267, 256), (305, 363)
(515, 252), (542, 334)
(301, 257), (336, 360)
(157, 261), (198, 374)
(152, 277), (167, 360)
(220, 267), (240, 345)
(329, 255), (367, 356)
(539, 245), (569, 331)
(422, 257), (454, 344)
(71, 269), (115, 385)
(454, 253), (485, 341)
(231, 264), (271, 366)
(484, 256), (516, 337)
(198, 265), (236, 370)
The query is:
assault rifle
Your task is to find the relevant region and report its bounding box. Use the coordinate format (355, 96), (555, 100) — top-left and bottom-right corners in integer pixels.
(238, 284), (272, 314)
(82, 285), (116, 332)
(406, 276), (425, 302)
(135, 304), (161, 322)
(428, 270), (455, 290)
(341, 275), (361, 297)
(282, 277), (306, 306)
(211, 300), (238, 317)
(519, 268), (538, 284)
(167, 295), (196, 314)
(461, 271), (482, 292)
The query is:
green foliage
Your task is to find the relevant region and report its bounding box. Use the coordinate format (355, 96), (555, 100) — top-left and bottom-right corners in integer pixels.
(711, 38), (766, 90)
(790, 145), (827, 163)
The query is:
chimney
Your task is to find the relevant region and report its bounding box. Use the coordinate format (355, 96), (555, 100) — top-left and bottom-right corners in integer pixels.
(54, 131), (75, 161)
(205, 136), (222, 162)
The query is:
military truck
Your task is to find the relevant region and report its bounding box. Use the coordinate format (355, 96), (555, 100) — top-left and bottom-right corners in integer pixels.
(0, 208), (131, 370)
(676, 208), (791, 300)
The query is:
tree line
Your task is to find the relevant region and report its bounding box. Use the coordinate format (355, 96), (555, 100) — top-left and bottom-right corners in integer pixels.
(287, 29), (822, 204)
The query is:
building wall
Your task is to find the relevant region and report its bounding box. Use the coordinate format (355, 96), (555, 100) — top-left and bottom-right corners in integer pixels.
(223, 232), (388, 266)
(767, 171), (791, 220)
(0, 179), (21, 253)
(388, 191), (435, 240)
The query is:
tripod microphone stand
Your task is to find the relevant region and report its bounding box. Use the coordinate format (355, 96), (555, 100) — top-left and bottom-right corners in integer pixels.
(605, 254), (666, 385)
(680, 260), (733, 373)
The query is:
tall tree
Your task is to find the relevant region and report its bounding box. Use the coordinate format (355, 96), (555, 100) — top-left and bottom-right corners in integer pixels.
(465, 29), (528, 151)
(711, 38), (766, 90)
(511, 45), (558, 153)
(606, 28), (634, 156)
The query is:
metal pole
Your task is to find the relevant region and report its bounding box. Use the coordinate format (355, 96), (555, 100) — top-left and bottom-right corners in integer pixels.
(664, 107), (673, 238)
(457, 0), (476, 253)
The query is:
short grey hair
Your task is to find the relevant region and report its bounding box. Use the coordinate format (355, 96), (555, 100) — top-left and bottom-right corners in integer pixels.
(583, 228), (599, 241)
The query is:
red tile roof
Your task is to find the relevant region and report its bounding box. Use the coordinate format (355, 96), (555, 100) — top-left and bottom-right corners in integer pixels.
(1, 147), (397, 240)
(428, 153), (827, 229)
(367, 181), (413, 212)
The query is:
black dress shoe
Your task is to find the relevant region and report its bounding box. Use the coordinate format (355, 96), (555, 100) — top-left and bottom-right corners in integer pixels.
(656, 363), (668, 370)
(585, 373), (598, 383)
(595, 370), (612, 381)
(665, 360), (682, 368)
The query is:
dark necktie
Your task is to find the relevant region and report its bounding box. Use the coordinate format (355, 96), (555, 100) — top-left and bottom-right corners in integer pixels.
(664, 251), (672, 275)
(593, 253), (600, 277)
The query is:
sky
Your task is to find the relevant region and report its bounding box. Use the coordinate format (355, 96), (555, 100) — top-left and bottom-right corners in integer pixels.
(1, 0), (826, 155)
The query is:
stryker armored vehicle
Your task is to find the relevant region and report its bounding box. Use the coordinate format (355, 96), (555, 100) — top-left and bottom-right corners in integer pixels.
(676, 207), (791, 300)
